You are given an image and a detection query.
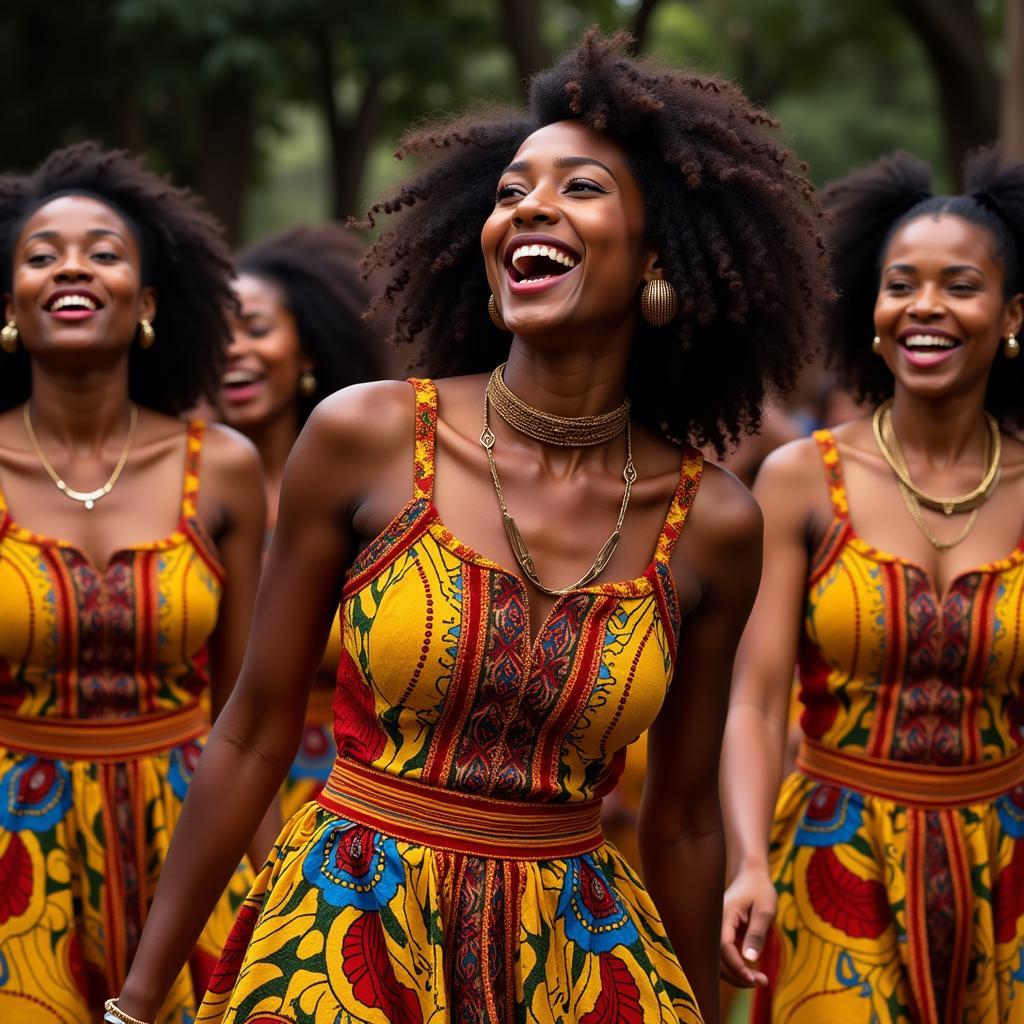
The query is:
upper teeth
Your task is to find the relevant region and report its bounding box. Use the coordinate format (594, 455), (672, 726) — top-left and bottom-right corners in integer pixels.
(511, 244), (577, 272)
(50, 294), (97, 311)
(905, 335), (956, 348)
(223, 370), (259, 385)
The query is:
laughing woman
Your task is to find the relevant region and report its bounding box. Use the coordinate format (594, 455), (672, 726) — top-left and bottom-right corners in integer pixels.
(111, 31), (827, 1024)
(0, 144), (265, 1023)
(220, 225), (387, 818)
(720, 150), (1024, 1022)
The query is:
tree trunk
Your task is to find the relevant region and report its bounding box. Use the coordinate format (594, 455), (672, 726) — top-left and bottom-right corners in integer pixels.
(1003, 0), (1024, 161)
(196, 76), (254, 245)
(496, 0), (550, 93)
(631, 0), (664, 54)
(890, 0), (1000, 186)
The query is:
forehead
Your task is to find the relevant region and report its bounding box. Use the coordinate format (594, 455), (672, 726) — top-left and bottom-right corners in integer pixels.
(17, 195), (134, 248)
(884, 213), (1001, 270)
(510, 120), (634, 177)
(233, 272), (286, 309)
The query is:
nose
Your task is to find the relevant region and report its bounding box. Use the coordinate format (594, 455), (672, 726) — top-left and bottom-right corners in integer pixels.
(226, 323), (249, 358)
(513, 186), (561, 227)
(53, 247), (92, 282)
(907, 281), (945, 320)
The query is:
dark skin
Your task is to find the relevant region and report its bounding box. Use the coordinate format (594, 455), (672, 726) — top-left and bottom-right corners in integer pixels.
(117, 121), (761, 1024)
(0, 195), (269, 862)
(720, 212), (1024, 989)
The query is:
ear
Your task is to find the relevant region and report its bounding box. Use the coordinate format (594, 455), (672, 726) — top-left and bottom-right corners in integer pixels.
(640, 247), (663, 285)
(1004, 292), (1024, 339)
(139, 286), (157, 324)
(3, 294), (12, 324)
(299, 346), (315, 374)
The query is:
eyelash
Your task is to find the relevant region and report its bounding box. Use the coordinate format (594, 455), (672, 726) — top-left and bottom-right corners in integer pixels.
(495, 177), (609, 201)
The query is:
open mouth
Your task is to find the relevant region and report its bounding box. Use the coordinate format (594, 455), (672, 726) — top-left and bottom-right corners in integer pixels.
(899, 334), (960, 352)
(221, 368), (265, 401)
(45, 291), (103, 318)
(507, 242), (579, 285)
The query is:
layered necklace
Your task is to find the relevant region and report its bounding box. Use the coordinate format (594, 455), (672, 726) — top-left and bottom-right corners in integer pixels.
(480, 363), (635, 596)
(23, 402), (138, 511)
(872, 398), (1000, 551)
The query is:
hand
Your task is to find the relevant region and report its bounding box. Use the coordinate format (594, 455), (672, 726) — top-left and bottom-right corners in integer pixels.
(720, 864), (776, 987)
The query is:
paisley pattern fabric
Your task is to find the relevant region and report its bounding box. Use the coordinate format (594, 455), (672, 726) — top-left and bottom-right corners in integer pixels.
(0, 422), (251, 1024)
(198, 378), (705, 1024)
(759, 430), (1024, 1024)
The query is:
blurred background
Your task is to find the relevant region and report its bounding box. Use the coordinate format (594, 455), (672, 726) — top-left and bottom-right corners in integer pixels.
(3, 0), (1021, 245)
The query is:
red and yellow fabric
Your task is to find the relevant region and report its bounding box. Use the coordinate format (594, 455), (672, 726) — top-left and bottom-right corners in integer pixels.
(198, 379), (705, 1024)
(0, 422), (252, 1024)
(757, 430), (1024, 1023)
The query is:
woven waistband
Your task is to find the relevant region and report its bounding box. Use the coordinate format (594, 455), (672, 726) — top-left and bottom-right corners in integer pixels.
(797, 739), (1024, 809)
(317, 757), (604, 859)
(0, 704), (206, 762)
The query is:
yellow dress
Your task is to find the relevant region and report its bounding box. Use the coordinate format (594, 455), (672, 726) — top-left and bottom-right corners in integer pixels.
(198, 379), (705, 1024)
(757, 430), (1024, 1024)
(0, 421), (252, 1024)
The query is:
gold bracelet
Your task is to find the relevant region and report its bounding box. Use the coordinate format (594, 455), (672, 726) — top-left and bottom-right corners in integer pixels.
(104, 998), (152, 1024)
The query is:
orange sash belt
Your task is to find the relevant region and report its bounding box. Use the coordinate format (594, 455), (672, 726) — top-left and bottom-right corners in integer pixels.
(317, 756), (604, 859)
(797, 738), (1024, 809)
(0, 704), (206, 762)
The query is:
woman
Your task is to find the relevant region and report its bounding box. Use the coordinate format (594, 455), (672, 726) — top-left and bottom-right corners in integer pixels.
(0, 144), (266, 1022)
(111, 31), (827, 1024)
(221, 225), (387, 817)
(720, 149), (1024, 1022)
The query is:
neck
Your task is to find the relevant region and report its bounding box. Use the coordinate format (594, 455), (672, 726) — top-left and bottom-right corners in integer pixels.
(237, 407), (300, 525)
(888, 383), (992, 469)
(501, 336), (631, 418)
(27, 362), (133, 454)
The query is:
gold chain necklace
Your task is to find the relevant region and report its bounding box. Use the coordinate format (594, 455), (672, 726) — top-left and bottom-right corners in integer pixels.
(486, 362), (630, 447)
(873, 401), (999, 551)
(23, 403), (138, 511)
(480, 389), (636, 596)
(872, 398), (1000, 515)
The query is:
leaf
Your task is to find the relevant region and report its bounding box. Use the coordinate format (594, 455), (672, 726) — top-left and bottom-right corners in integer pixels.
(805, 847), (890, 939)
(341, 912), (423, 1024)
(580, 954), (643, 1024)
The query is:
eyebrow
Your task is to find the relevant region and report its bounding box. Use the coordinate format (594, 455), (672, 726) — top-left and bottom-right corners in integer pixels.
(502, 155), (617, 179)
(885, 262), (985, 275)
(24, 228), (127, 244)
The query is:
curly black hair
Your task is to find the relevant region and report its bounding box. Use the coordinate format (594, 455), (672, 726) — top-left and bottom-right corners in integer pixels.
(826, 146), (1024, 428)
(361, 29), (829, 450)
(0, 142), (233, 414)
(236, 225), (388, 424)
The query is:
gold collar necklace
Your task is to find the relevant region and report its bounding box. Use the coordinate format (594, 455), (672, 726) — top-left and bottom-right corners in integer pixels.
(480, 369), (636, 596)
(485, 362), (630, 447)
(23, 402), (138, 511)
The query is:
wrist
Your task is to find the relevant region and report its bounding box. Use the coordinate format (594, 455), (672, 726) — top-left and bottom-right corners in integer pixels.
(110, 988), (159, 1024)
(736, 853), (770, 875)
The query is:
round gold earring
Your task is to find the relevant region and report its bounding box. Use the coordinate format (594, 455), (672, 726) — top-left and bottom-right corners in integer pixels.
(488, 294), (508, 332)
(0, 320), (19, 354)
(872, 335), (882, 355)
(298, 370), (318, 397)
(1005, 333), (1020, 359)
(138, 319), (155, 349)
(640, 279), (678, 327)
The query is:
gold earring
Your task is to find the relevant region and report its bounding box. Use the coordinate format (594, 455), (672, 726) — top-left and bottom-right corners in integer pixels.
(0, 320), (17, 354)
(298, 370), (317, 397)
(640, 279), (678, 327)
(138, 319), (155, 349)
(872, 335), (882, 354)
(1006, 333), (1020, 359)
(488, 294), (508, 332)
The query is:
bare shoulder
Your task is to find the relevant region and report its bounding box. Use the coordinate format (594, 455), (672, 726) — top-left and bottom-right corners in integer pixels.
(687, 460), (762, 553)
(754, 434), (827, 493)
(200, 422), (262, 479)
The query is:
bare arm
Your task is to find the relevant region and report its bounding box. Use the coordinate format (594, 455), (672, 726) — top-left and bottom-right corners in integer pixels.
(718, 441), (817, 988)
(117, 383), (411, 1021)
(640, 464), (762, 1024)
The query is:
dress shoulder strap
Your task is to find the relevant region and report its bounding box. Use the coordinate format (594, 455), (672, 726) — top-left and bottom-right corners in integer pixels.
(180, 420), (206, 521)
(812, 428), (849, 520)
(407, 378), (438, 501)
(654, 446), (705, 564)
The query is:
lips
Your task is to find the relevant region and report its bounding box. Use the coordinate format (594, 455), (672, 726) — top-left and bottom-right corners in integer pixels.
(503, 234), (581, 295)
(220, 368), (265, 403)
(896, 328), (963, 367)
(44, 288), (103, 321)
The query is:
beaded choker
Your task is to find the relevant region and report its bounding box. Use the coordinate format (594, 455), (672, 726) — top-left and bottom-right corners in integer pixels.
(486, 363), (629, 447)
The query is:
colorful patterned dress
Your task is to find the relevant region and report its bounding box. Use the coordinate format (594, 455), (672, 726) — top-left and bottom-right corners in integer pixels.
(757, 430), (1024, 1023)
(0, 422), (252, 1024)
(198, 378), (705, 1024)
